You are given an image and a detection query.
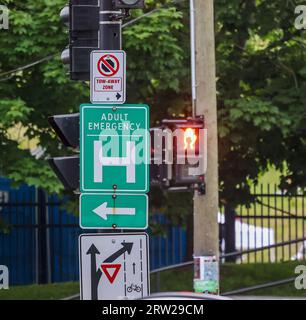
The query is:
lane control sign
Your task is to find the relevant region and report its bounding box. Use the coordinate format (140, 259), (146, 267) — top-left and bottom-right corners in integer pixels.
(90, 50), (126, 104)
(79, 233), (150, 300)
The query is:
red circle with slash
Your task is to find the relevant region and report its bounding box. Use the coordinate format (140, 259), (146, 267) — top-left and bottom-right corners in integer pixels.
(98, 54), (120, 77)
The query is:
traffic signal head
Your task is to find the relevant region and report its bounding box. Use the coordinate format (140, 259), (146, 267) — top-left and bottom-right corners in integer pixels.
(60, 6), (69, 26)
(49, 156), (79, 191)
(114, 0), (145, 9)
(60, 0), (99, 81)
(48, 113), (80, 191)
(48, 113), (79, 149)
(161, 117), (206, 188)
(150, 128), (172, 188)
(184, 127), (197, 151)
(163, 118), (204, 155)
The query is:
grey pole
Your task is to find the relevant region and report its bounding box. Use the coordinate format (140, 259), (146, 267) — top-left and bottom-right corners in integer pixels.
(99, 0), (122, 50)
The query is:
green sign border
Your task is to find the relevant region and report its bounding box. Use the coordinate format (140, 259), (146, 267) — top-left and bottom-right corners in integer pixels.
(79, 193), (149, 230)
(80, 104), (150, 193)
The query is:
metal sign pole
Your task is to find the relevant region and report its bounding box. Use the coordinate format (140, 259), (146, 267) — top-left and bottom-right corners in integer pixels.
(99, 0), (122, 50)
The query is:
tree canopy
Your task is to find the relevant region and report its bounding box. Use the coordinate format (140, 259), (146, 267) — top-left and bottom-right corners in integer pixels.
(216, 0), (306, 205)
(0, 0), (305, 215)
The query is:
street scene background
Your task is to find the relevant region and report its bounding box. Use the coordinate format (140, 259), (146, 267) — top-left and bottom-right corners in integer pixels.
(0, 0), (306, 299)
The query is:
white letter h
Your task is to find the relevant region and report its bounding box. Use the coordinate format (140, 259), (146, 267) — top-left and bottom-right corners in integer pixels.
(94, 140), (136, 183)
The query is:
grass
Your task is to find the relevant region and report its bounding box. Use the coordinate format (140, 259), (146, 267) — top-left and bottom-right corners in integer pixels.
(1, 262), (305, 299)
(0, 282), (79, 300)
(151, 261), (306, 297)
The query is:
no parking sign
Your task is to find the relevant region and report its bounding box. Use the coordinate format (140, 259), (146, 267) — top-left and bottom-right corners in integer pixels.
(90, 50), (126, 104)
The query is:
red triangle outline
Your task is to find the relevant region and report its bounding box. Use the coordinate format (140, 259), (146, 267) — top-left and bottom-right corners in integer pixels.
(101, 264), (121, 284)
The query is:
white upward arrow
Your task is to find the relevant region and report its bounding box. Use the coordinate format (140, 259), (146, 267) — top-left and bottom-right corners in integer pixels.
(93, 202), (136, 221)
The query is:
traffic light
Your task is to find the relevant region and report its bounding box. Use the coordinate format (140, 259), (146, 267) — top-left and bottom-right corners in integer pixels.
(48, 114), (80, 191)
(60, 0), (99, 81)
(150, 128), (172, 188)
(114, 0), (145, 9)
(48, 114), (79, 149)
(162, 117), (206, 189)
(49, 156), (79, 191)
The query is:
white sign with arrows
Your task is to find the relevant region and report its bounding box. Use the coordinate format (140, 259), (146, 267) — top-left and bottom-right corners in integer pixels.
(79, 233), (149, 300)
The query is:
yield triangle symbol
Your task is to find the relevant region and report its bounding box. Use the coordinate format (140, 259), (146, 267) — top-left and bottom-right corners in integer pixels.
(101, 264), (121, 284)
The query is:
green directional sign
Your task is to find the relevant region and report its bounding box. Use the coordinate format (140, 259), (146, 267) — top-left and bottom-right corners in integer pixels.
(80, 193), (148, 229)
(80, 104), (149, 193)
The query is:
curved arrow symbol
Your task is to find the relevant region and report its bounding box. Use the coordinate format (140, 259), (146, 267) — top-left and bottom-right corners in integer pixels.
(103, 242), (133, 263)
(93, 202), (135, 221)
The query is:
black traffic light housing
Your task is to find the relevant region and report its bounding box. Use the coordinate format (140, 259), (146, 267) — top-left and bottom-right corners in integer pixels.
(150, 128), (172, 188)
(114, 0), (145, 9)
(60, 0), (99, 81)
(161, 117), (206, 191)
(48, 113), (79, 149)
(48, 113), (80, 191)
(48, 156), (79, 191)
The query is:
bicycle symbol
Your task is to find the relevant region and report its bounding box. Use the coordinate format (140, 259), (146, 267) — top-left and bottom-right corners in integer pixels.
(127, 283), (141, 293)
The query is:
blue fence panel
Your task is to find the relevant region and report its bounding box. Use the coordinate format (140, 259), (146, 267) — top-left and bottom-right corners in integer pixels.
(47, 194), (81, 283)
(0, 178), (37, 285)
(0, 178), (188, 285)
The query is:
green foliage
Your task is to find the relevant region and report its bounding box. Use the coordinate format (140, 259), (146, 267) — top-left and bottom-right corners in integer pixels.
(216, 0), (306, 205)
(149, 186), (193, 230)
(0, 1), (187, 197)
(0, 99), (32, 127)
(124, 7), (184, 94)
(0, 0), (305, 222)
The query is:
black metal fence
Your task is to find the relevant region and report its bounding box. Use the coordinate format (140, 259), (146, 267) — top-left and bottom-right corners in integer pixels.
(221, 184), (306, 263)
(0, 179), (186, 285)
(0, 185), (80, 285)
(1, 180), (306, 285)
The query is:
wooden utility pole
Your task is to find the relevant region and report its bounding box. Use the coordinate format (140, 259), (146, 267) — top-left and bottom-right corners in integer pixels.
(193, 0), (219, 290)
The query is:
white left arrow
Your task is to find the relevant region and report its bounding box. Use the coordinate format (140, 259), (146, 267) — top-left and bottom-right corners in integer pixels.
(93, 202), (136, 221)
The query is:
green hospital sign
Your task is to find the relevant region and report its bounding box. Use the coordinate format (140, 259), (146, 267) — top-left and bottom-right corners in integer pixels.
(80, 104), (150, 193)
